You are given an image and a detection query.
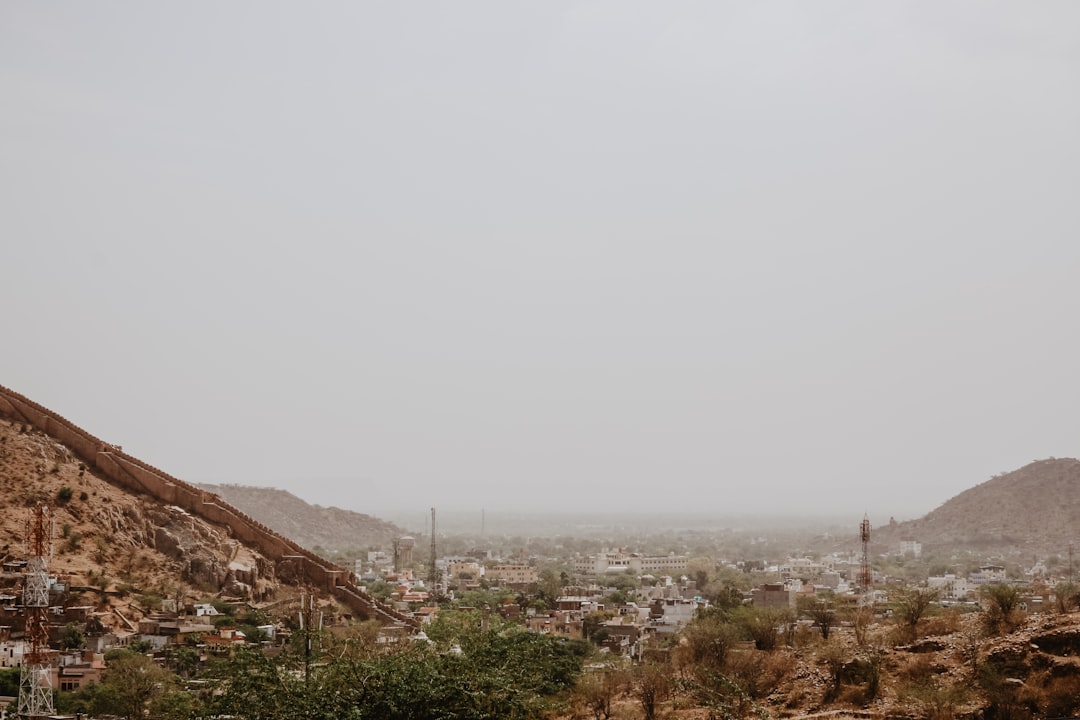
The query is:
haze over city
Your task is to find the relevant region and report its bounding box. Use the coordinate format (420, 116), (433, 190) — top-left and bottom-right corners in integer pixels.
(3, 2), (1078, 520)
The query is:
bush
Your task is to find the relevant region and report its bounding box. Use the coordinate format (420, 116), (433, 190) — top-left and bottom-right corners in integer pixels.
(899, 676), (970, 720)
(1036, 673), (1080, 717)
(981, 584), (1024, 635)
(65, 531), (83, 552)
(57, 486), (74, 503)
(923, 608), (962, 636)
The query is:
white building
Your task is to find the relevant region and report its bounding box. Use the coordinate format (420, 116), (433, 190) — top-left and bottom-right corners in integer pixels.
(898, 540), (923, 558)
(575, 549), (689, 576)
(927, 574), (974, 601)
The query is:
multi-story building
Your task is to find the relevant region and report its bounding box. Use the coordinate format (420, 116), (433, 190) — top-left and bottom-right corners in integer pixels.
(575, 549), (689, 576)
(446, 560), (484, 580)
(927, 573), (974, 601)
(485, 564), (538, 586)
(898, 539), (923, 558)
(969, 565), (1007, 585)
(752, 582), (796, 608)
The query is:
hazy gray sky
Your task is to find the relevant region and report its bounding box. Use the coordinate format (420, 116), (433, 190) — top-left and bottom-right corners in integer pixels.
(3, 2), (1078, 521)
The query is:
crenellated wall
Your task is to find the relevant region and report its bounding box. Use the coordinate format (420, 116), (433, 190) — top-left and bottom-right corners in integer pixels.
(0, 383), (417, 629)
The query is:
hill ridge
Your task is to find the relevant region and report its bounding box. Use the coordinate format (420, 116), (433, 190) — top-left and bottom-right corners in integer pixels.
(197, 482), (406, 553)
(875, 457), (1080, 556)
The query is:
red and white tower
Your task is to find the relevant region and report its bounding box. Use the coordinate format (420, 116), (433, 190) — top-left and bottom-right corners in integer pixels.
(858, 514), (873, 600)
(18, 503), (55, 719)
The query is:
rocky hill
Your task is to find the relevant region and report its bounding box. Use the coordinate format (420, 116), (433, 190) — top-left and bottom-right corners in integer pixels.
(0, 383), (416, 629)
(198, 483), (406, 553)
(876, 458), (1080, 556)
(0, 413), (277, 632)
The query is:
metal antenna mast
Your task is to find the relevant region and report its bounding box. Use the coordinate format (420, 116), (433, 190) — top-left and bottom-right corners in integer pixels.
(858, 514), (873, 601)
(299, 589), (322, 686)
(19, 503), (55, 719)
(429, 507), (438, 589)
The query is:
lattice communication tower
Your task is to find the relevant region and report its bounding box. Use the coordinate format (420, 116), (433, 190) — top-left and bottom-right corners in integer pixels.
(858, 514), (873, 598)
(19, 503), (55, 719)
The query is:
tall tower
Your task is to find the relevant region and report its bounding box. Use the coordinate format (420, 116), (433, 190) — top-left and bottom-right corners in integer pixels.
(858, 514), (873, 599)
(19, 503), (55, 719)
(428, 507), (438, 588)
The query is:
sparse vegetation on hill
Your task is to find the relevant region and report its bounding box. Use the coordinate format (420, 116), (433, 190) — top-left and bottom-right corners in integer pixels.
(198, 483), (406, 556)
(0, 417), (278, 625)
(874, 458), (1080, 557)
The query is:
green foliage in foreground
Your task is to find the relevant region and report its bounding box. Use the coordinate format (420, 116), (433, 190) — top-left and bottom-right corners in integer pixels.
(52, 610), (584, 720)
(212, 627), (584, 720)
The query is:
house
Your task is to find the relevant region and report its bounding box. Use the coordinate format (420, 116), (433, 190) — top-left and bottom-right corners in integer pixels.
(414, 607), (439, 624)
(446, 560), (484, 581)
(752, 583), (796, 609)
(599, 618), (643, 655)
(56, 650), (106, 691)
(192, 603), (222, 618)
(0, 639), (24, 668)
(927, 574), (975, 601)
(648, 597), (705, 632)
(970, 565), (1008, 585)
(203, 626), (247, 657)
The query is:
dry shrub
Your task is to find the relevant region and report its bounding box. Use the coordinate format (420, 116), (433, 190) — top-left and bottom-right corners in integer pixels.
(923, 608), (962, 637)
(977, 661), (1036, 720)
(1028, 671), (1080, 718)
(898, 675), (970, 720)
(726, 649), (795, 699)
(792, 621), (817, 649)
(886, 623), (916, 647)
(899, 654), (936, 683)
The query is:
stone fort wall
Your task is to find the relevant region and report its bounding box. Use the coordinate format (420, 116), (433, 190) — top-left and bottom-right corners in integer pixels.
(0, 383), (416, 628)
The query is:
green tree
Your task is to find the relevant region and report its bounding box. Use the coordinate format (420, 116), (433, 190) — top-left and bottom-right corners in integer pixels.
(1054, 582), (1078, 613)
(680, 607), (738, 670)
(98, 651), (173, 719)
(207, 645), (305, 720)
(732, 606), (792, 651)
(150, 689), (206, 720)
(891, 586), (940, 643)
(981, 583), (1024, 635)
(60, 622), (86, 650)
(583, 609), (615, 643)
(0, 667), (19, 697)
(798, 595), (838, 640)
(165, 645), (201, 678)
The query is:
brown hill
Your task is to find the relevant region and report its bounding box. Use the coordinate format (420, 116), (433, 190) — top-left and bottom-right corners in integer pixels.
(0, 383), (416, 629)
(0, 413), (278, 632)
(877, 458), (1080, 556)
(198, 483), (406, 554)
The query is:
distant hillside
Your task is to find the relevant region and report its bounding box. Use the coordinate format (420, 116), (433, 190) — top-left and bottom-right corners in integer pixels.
(877, 458), (1080, 556)
(198, 484), (406, 553)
